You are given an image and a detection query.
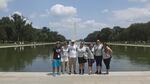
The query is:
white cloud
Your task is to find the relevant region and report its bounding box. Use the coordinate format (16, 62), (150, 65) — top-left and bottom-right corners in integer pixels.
(49, 3), (108, 39)
(0, 0), (12, 11)
(112, 6), (150, 22)
(101, 9), (109, 13)
(13, 11), (22, 16)
(50, 4), (77, 16)
(49, 17), (108, 39)
(128, 0), (148, 2)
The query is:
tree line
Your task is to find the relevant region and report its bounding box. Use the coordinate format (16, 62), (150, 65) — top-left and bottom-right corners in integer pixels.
(0, 13), (66, 43)
(84, 22), (150, 43)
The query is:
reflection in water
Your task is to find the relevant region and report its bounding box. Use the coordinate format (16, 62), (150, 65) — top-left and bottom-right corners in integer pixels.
(111, 46), (150, 65)
(0, 45), (54, 71)
(14, 47), (17, 51)
(111, 46), (150, 71)
(31, 45), (36, 49)
(124, 46), (127, 52)
(19, 46), (24, 51)
(0, 45), (150, 72)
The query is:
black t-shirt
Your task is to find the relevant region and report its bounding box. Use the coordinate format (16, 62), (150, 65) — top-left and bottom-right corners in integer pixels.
(53, 47), (61, 59)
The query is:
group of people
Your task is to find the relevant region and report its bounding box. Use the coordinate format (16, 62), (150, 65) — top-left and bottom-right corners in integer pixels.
(52, 40), (112, 76)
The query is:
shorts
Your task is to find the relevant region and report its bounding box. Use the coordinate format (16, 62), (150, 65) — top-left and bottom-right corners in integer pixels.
(94, 56), (103, 66)
(69, 58), (77, 65)
(61, 57), (69, 62)
(78, 57), (87, 64)
(52, 59), (61, 68)
(88, 59), (95, 66)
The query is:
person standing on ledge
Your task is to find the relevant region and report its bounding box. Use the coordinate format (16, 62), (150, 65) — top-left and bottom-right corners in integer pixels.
(77, 42), (87, 75)
(102, 42), (112, 74)
(61, 41), (69, 74)
(94, 40), (103, 74)
(86, 43), (95, 75)
(52, 42), (61, 76)
(68, 40), (77, 74)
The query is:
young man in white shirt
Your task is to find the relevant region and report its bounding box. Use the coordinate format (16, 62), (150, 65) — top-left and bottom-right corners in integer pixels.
(68, 40), (77, 74)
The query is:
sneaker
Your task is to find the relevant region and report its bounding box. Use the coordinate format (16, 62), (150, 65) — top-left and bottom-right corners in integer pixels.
(82, 70), (84, 75)
(61, 71), (64, 74)
(52, 73), (57, 77)
(88, 71), (92, 75)
(79, 69), (81, 74)
(57, 72), (61, 75)
(95, 71), (98, 74)
(74, 71), (77, 74)
(106, 71), (109, 74)
(106, 70), (109, 74)
(98, 71), (102, 74)
(65, 69), (67, 72)
(69, 71), (71, 75)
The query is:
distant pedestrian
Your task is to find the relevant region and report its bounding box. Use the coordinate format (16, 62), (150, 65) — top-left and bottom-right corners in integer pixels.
(52, 42), (61, 76)
(94, 40), (103, 74)
(102, 42), (112, 74)
(86, 43), (95, 75)
(61, 41), (69, 74)
(68, 40), (77, 74)
(77, 42), (87, 75)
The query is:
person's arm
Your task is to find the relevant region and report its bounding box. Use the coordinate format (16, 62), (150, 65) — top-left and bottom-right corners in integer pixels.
(76, 45), (78, 51)
(68, 46), (70, 58)
(61, 47), (63, 52)
(107, 46), (112, 55)
(91, 47), (94, 53)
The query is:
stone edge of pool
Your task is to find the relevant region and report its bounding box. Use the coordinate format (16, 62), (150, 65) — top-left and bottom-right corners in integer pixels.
(0, 71), (150, 77)
(0, 43), (150, 49)
(0, 43), (55, 49)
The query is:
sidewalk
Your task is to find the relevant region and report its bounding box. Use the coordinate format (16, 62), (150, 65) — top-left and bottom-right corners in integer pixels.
(0, 71), (150, 84)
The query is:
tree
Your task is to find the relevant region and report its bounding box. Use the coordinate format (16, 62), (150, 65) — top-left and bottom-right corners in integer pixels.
(11, 14), (27, 42)
(0, 27), (7, 42)
(0, 13), (66, 43)
(84, 21), (150, 43)
(99, 27), (113, 42)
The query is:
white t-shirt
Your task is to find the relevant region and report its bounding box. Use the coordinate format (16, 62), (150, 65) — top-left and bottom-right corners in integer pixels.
(77, 46), (87, 57)
(61, 46), (69, 58)
(68, 45), (77, 58)
(86, 47), (94, 59)
(94, 44), (103, 56)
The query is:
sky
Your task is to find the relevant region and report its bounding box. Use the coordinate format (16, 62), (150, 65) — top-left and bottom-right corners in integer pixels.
(0, 0), (150, 40)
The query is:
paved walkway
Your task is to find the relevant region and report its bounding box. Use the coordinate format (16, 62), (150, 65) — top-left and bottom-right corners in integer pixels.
(0, 71), (150, 84)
